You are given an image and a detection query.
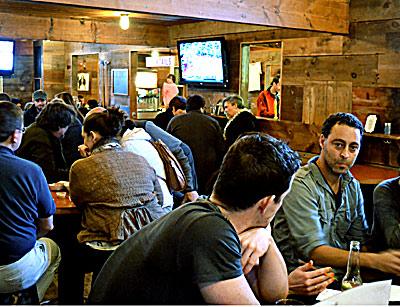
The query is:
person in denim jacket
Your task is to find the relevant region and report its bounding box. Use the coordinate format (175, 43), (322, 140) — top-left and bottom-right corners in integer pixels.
(274, 112), (400, 282)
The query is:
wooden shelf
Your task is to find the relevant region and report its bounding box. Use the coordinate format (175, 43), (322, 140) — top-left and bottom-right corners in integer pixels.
(351, 164), (399, 185)
(364, 133), (400, 141)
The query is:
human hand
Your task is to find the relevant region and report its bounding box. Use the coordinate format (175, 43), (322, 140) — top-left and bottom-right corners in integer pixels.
(288, 260), (335, 296)
(375, 250), (400, 275)
(239, 226), (272, 275)
(78, 144), (90, 158)
(183, 191), (199, 203)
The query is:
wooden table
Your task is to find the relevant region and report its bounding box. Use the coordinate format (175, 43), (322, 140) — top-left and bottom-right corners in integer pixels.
(50, 190), (81, 303)
(51, 191), (79, 215)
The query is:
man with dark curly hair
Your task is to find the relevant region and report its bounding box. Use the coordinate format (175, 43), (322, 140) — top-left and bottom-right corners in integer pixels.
(17, 99), (76, 183)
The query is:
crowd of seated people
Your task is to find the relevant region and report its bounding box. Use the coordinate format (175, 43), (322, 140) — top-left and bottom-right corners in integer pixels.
(1, 88), (400, 304)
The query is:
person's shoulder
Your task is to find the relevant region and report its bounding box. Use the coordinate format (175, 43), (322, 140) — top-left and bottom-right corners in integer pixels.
(25, 123), (46, 136)
(293, 163), (312, 180)
(375, 176), (400, 191)
(235, 110), (256, 121)
(11, 154), (43, 174)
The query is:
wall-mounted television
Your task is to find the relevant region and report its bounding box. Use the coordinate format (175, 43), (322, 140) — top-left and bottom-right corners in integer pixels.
(0, 39), (16, 76)
(177, 37), (229, 88)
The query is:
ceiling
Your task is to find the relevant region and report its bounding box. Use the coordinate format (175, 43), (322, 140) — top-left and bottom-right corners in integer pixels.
(0, 0), (199, 25)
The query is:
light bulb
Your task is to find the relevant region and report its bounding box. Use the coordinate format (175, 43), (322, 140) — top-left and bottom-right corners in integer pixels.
(120, 14), (129, 30)
(151, 50), (159, 58)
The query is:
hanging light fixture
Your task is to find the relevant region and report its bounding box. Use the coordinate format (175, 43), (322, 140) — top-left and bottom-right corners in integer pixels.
(120, 14), (129, 30)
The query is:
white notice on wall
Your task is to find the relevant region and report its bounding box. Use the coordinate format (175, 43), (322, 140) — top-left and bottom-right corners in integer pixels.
(248, 62), (261, 92)
(146, 56), (175, 67)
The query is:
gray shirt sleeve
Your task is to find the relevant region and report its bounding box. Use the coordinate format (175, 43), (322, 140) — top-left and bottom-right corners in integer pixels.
(281, 178), (329, 259)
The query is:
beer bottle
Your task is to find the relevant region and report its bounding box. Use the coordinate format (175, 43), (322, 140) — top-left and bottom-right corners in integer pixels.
(341, 241), (363, 291)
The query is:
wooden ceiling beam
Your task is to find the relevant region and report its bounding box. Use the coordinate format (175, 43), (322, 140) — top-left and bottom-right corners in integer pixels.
(27, 0), (350, 34)
(0, 12), (169, 46)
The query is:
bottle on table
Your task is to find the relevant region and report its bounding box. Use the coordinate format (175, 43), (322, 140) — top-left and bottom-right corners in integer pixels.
(341, 240), (363, 291)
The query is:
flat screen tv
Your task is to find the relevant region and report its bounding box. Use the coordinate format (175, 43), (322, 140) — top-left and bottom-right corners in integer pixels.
(0, 39), (15, 76)
(177, 37), (229, 88)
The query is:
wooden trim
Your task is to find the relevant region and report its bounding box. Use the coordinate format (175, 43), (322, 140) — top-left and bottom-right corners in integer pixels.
(0, 12), (169, 46)
(28, 0), (350, 33)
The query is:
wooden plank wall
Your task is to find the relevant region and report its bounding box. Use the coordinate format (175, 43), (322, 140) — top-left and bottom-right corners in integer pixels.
(170, 1), (400, 167)
(43, 41), (66, 99)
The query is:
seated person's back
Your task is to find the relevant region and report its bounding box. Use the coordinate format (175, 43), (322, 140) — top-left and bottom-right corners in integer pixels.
(0, 101), (60, 301)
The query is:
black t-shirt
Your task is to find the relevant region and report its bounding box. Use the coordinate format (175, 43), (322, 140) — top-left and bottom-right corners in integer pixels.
(89, 200), (242, 304)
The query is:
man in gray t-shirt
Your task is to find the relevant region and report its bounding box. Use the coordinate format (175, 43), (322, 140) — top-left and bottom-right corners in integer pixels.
(90, 133), (301, 304)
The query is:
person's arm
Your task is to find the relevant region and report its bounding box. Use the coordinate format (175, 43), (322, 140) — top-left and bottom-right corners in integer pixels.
(288, 261), (334, 296)
(200, 276), (260, 305)
(240, 227), (288, 303)
(310, 245), (400, 275)
(374, 180), (400, 248)
(36, 216), (54, 238)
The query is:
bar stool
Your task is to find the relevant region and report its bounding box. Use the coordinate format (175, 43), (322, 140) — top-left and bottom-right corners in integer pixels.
(0, 284), (39, 305)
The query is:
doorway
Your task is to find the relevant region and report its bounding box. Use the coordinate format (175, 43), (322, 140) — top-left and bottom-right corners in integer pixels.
(239, 41), (282, 118)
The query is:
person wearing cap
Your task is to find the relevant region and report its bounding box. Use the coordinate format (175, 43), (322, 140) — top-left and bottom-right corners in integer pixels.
(24, 90), (48, 127)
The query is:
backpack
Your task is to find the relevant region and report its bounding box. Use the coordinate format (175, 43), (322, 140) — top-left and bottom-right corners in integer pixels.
(149, 139), (188, 192)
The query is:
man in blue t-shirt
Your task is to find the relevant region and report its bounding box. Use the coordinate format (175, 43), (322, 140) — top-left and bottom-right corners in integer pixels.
(0, 101), (61, 301)
(90, 132), (301, 304)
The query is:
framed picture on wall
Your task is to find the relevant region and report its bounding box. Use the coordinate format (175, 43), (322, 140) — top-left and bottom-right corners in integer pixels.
(77, 73), (90, 91)
(112, 68), (128, 95)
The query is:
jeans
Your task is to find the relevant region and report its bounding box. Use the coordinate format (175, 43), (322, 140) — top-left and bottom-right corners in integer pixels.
(0, 238), (61, 301)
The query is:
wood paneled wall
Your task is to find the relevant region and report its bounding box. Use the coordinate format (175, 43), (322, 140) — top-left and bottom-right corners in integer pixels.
(43, 41), (66, 99)
(170, 1), (399, 167)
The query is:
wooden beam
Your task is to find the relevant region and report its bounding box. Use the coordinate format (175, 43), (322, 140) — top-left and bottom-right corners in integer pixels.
(0, 12), (169, 46)
(27, 0), (350, 34)
(283, 35), (344, 56)
(351, 0), (400, 22)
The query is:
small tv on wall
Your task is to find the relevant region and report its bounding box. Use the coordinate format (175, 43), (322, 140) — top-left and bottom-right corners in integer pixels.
(0, 39), (16, 76)
(177, 37), (229, 88)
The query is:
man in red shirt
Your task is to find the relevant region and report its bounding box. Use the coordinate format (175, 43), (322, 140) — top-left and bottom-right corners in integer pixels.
(256, 76), (280, 118)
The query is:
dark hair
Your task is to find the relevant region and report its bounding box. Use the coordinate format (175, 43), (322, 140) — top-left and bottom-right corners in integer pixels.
(271, 76), (280, 86)
(321, 112), (364, 138)
(36, 99), (76, 132)
(78, 95), (84, 100)
(55, 92), (84, 120)
(167, 74), (176, 83)
(186, 95), (205, 111)
(169, 96), (186, 111)
(0, 101), (23, 142)
(224, 111), (259, 148)
(87, 99), (99, 109)
(0, 93), (11, 102)
(222, 95), (244, 109)
(83, 107), (126, 138)
(213, 132), (301, 211)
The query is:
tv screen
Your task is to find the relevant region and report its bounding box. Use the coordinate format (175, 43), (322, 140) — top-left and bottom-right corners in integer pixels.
(177, 37), (228, 87)
(0, 39), (15, 76)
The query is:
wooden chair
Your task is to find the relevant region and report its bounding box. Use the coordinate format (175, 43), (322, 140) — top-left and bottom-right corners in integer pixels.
(0, 284), (39, 305)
